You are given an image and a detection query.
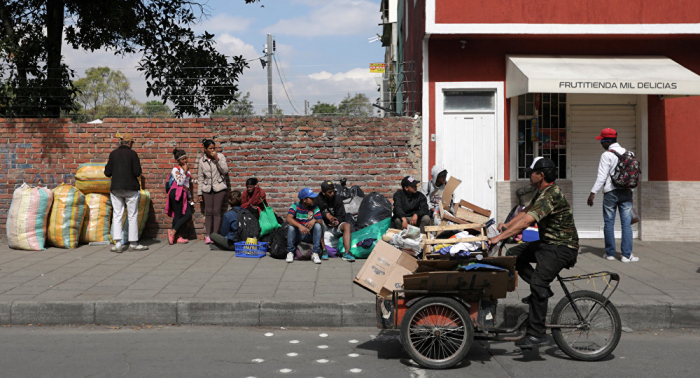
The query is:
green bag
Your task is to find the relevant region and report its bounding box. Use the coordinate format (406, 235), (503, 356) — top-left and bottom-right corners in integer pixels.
(339, 218), (391, 259)
(259, 204), (281, 236)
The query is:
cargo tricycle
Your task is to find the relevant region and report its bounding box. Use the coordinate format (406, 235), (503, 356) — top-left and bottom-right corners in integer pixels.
(376, 247), (622, 369)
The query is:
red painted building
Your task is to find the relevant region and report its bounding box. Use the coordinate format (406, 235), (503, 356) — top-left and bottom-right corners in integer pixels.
(385, 0), (700, 240)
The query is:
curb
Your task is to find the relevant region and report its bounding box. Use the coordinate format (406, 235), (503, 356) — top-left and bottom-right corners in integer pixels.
(2, 300), (699, 329)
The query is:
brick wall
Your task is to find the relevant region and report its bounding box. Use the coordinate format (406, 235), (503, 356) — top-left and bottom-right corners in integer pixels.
(0, 117), (421, 240)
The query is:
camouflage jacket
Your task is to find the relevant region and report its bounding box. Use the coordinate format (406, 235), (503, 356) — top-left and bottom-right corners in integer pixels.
(526, 183), (579, 251)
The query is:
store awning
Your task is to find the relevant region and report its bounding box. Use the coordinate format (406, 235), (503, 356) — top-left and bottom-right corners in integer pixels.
(506, 55), (700, 98)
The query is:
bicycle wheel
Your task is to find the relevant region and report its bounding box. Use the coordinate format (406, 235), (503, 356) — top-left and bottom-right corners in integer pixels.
(550, 290), (622, 361)
(400, 296), (473, 369)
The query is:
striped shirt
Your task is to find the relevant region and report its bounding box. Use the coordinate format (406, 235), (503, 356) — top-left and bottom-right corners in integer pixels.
(288, 202), (322, 226)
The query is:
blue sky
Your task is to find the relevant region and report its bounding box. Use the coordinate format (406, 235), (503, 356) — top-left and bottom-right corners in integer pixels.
(62, 0), (385, 115)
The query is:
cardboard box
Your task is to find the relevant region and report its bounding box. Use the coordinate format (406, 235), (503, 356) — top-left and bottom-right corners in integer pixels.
(403, 256), (518, 300)
(354, 241), (418, 297)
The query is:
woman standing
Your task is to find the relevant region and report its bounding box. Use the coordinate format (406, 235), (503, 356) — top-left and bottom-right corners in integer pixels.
(241, 177), (267, 217)
(197, 139), (229, 244)
(166, 149), (193, 244)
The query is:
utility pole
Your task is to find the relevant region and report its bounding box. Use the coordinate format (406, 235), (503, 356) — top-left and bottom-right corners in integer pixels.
(304, 100), (309, 115)
(267, 34), (273, 115)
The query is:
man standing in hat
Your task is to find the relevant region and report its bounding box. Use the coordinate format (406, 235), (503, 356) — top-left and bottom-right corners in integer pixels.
(104, 133), (148, 253)
(488, 157), (579, 349)
(587, 128), (638, 263)
(315, 181), (355, 262)
(392, 176), (431, 233)
(286, 188), (324, 264)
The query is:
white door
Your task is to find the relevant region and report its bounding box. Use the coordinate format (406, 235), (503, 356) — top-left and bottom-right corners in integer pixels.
(438, 113), (497, 213)
(570, 104), (638, 238)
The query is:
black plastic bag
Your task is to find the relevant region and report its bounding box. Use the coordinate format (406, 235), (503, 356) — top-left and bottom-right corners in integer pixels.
(337, 178), (365, 201)
(356, 192), (392, 229)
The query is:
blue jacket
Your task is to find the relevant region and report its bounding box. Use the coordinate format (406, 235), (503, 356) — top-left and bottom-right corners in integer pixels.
(220, 206), (244, 242)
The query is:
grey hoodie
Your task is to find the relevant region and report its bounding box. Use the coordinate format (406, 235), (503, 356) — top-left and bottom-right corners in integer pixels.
(422, 165), (449, 210)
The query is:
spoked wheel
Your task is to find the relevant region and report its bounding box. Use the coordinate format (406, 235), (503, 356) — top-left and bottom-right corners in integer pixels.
(400, 297), (473, 369)
(551, 290), (622, 361)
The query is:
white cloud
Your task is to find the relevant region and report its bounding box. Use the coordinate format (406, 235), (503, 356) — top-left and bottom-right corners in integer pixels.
(267, 0), (378, 36)
(196, 14), (254, 33)
(308, 67), (376, 87)
(216, 34), (260, 60)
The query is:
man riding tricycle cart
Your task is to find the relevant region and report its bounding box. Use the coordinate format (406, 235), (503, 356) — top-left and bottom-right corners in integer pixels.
(362, 157), (622, 369)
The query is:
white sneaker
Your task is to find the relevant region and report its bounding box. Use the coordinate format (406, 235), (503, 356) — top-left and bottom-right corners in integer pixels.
(128, 243), (149, 251)
(604, 255), (615, 261)
(312, 253), (322, 264)
(286, 252), (294, 263)
(621, 254), (639, 263)
(110, 243), (125, 253)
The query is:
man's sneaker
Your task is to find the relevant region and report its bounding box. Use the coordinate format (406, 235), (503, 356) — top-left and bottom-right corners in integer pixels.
(129, 243), (149, 251)
(621, 254), (639, 263)
(515, 334), (549, 349)
(342, 253), (356, 262)
(604, 254), (615, 261)
(312, 253), (322, 264)
(321, 250), (329, 260)
(286, 252), (294, 263)
(110, 244), (126, 253)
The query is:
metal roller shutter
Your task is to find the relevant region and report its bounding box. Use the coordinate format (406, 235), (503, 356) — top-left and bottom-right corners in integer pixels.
(570, 104), (638, 238)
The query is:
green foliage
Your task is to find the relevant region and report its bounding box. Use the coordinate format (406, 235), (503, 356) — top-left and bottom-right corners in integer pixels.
(0, 0), (262, 117)
(71, 67), (140, 120)
(262, 104), (284, 116)
(211, 92), (255, 116)
(142, 100), (173, 118)
(310, 101), (339, 115)
(338, 93), (373, 116)
(309, 93), (373, 116)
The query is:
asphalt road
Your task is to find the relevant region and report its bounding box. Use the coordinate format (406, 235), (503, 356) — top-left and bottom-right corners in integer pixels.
(0, 326), (697, 377)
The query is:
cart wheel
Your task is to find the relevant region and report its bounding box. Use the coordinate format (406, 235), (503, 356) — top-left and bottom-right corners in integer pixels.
(551, 290), (622, 361)
(400, 296), (473, 369)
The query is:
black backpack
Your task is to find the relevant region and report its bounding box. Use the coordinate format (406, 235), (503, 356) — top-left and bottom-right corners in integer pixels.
(237, 208), (261, 242)
(268, 224), (289, 259)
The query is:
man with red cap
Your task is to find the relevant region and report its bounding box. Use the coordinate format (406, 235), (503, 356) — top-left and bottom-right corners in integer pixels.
(587, 128), (638, 263)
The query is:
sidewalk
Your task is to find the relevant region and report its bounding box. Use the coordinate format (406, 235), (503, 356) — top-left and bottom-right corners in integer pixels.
(0, 239), (698, 329)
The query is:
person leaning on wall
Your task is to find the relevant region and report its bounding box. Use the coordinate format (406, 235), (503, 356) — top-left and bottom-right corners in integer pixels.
(197, 138), (229, 245)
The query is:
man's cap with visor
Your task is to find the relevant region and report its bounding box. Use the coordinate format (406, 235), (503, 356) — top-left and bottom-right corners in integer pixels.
(320, 181), (335, 192)
(595, 128), (617, 141)
(401, 176), (419, 187)
(526, 157), (557, 176)
(298, 188), (319, 200)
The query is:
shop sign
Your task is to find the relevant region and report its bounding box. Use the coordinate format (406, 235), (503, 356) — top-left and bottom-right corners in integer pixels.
(559, 81), (678, 90)
(370, 63), (386, 73)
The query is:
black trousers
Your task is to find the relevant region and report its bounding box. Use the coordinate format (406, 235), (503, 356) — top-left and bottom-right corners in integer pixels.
(507, 241), (578, 337)
(169, 190), (192, 232)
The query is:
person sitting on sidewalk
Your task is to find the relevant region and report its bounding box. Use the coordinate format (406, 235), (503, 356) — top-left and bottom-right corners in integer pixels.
(315, 180), (355, 262)
(286, 188), (324, 264)
(209, 191), (244, 251)
(422, 165), (449, 224)
(393, 176), (431, 233)
(241, 177), (267, 218)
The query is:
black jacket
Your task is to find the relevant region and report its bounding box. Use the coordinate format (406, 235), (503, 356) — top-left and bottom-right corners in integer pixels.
(392, 189), (430, 220)
(104, 145), (142, 191)
(315, 194), (348, 226)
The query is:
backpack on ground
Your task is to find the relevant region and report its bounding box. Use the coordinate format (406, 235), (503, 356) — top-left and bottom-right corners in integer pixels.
(237, 208), (261, 241)
(268, 224), (289, 259)
(609, 150), (641, 189)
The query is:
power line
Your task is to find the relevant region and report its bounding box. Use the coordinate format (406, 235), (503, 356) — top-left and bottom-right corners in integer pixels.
(272, 54), (301, 115)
